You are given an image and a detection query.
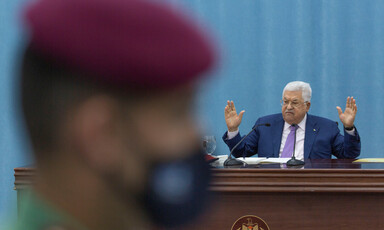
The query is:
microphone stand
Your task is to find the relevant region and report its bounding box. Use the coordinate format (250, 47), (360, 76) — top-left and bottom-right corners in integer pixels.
(286, 124), (305, 166)
(224, 123), (270, 167)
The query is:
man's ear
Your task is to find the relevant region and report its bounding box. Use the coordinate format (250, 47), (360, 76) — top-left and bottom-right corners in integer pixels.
(70, 95), (123, 172)
(306, 102), (311, 112)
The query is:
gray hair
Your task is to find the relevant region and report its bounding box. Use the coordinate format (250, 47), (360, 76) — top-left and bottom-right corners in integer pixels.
(282, 81), (312, 102)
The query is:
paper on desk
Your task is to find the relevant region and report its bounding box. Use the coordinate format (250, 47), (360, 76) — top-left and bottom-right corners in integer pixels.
(212, 155), (290, 166)
(353, 158), (384, 163)
(243, 157), (291, 164)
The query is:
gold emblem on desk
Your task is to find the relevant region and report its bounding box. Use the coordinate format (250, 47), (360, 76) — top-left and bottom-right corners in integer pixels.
(231, 215), (270, 230)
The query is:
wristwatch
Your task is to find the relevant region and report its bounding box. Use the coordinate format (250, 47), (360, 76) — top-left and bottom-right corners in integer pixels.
(344, 126), (354, 131)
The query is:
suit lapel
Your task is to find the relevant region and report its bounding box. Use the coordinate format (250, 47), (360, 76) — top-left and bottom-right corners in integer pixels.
(272, 115), (285, 157)
(304, 114), (319, 159)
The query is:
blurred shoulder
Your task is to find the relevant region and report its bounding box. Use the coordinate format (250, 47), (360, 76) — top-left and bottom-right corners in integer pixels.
(258, 113), (283, 123)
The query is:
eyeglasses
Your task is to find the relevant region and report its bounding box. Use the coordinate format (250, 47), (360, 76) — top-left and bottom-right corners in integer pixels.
(280, 100), (307, 108)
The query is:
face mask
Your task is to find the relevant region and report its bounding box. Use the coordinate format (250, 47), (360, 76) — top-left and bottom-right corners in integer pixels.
(142, 149), (212, 228)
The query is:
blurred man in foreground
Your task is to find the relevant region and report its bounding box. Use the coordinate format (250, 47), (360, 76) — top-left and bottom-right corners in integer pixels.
(13, 0), (216, 229)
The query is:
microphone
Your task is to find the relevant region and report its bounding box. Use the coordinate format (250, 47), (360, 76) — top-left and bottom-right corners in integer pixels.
(224, 123), (271, 166)
(286, 124), (305, 166)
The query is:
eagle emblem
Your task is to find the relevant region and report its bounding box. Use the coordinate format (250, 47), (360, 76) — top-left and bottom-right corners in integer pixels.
(231, 215), (270, 230)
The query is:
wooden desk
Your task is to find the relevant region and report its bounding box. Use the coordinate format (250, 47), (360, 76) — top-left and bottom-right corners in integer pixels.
(14, 159), (384, 230)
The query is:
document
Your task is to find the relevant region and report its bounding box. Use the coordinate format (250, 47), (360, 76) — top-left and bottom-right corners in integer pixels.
(237, 157), (290, 164)
(213, 155), (291, 166)
(353, 158), (384, 163)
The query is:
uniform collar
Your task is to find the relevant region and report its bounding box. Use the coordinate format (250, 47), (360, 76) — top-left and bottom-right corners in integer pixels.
(15, 191), (88, 230)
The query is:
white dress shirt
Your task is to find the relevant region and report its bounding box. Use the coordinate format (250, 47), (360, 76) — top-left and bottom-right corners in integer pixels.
(227, 114), (355, 160)
(279, 114), (307, 160)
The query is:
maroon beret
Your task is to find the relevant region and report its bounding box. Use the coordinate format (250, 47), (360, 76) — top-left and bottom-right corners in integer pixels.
(23, 0), (216, 89)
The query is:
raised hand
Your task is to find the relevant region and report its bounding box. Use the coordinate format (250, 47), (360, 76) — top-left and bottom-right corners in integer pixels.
(336, 96), (357, 128)
(224, 100), (245, 132)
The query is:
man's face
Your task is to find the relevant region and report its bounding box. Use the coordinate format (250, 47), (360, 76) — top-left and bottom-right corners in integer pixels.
(115, 85), (201, 193)
(124, 85), (199, 162)
(281, 91), (310, 125)
(62, 83), (203, 227)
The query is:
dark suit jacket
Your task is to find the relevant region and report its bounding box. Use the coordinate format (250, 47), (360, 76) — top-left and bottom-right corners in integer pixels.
(222, 113), (361, 159)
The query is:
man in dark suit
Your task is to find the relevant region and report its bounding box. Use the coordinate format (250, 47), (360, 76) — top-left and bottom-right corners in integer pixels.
(223, 81), (361, 159)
